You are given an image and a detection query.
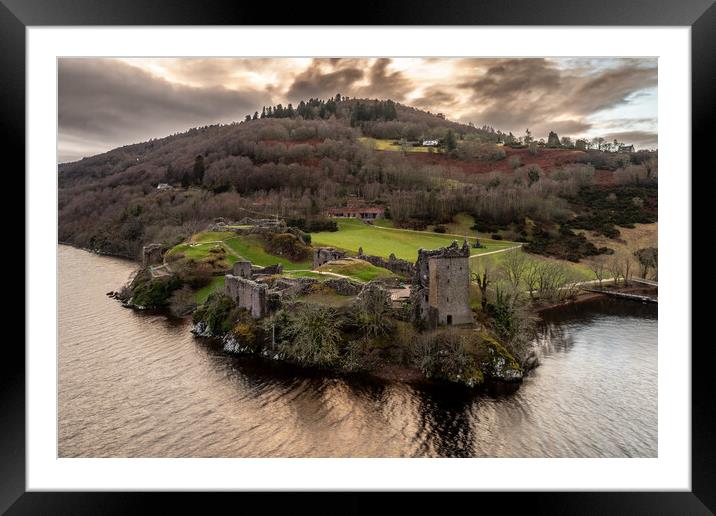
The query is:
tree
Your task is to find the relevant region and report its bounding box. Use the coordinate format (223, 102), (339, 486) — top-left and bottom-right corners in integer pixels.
(352, 283), (394, 338)
(634, 247), (657, 279)
(547, 131), (561, 147)
(192, 155), (205, 185)
(445, 130), (457, 152)
(524, 128), (533, 144)
(587, 256), (608, 287)
(471, 259), (496, 310)
(180, 170), (191, 188)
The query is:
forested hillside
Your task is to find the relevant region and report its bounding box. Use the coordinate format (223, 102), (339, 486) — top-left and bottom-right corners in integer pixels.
(58, 96), (656, 260)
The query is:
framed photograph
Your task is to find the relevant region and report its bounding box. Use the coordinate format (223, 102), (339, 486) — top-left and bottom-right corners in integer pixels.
(6, 0), (712, 512)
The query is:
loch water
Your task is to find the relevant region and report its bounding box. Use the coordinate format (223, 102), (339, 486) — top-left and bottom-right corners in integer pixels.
(59, 245), (657, 457)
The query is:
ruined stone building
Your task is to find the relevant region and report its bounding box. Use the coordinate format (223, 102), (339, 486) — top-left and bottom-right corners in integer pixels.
(231, 260), (252, 279)
(313, 247), (346, 269)
(412, 240), (473, 328)
(142, 244), (163, 267)
(224, 274), (269, 319)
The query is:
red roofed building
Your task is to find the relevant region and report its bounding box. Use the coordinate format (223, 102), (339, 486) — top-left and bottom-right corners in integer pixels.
(326, 206), (385, 220)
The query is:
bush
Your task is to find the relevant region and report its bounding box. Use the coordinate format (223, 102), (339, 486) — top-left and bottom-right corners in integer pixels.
(287, 217), (338, 233)
(193, 294), (238, 334)
(130, 272), (183, 308)
(274, 305), (343, 367)
(433, 225), (447, 234)
(412, 330), (483, 387)
(169, 285), (197, 316)
(263, 232), (312, 261)
(491, 234), (502, 240)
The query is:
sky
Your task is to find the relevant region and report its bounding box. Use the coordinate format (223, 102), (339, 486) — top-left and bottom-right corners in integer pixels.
(58, 57), (657, 163)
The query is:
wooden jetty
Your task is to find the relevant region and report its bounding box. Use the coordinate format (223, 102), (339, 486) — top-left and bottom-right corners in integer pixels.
(580, 287), (658, 304)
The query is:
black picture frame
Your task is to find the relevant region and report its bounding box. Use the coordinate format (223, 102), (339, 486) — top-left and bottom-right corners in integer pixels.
(4, 0), (711, 513)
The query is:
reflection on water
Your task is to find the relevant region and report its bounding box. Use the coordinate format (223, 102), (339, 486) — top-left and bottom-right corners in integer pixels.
(59, 245), (657, 458)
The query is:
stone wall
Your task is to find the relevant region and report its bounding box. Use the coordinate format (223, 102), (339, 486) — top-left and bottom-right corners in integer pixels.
(313, 247), (346, 269)
(324, 278), (363, 296)
(224, 275), (268, 319)
(142, 244), (163, 267)
(357, 249), (415, 277)
(232, 260), (252, 279)
(256, 263), (283, 276)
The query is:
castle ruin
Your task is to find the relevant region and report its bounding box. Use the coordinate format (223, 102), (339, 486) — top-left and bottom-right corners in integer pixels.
(412, 240), (473, 328)
(313, 247), (346, 269)
(224, 274), (269, 319)
(142, 244), (163, 267)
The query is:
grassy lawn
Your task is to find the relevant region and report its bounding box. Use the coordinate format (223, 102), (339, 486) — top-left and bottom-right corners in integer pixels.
(194, 276), (225, 304)
(316, 258), (398, 283)
(223, 235), (311, 270)
(189, 231), (236, 243)
(165, 241), (239, 271)
(359, 137), (435, 153)
(311, 218), (517, 261)
(295, 292), (355, 308)
(282, 271), (330, 281)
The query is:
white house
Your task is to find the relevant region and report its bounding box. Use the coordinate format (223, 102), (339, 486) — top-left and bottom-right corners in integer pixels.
(422, 140), (439, 147)
(157, 183), (173, 190)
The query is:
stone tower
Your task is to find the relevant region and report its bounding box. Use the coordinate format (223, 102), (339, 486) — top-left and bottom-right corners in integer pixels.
(413, 240), (472, 328)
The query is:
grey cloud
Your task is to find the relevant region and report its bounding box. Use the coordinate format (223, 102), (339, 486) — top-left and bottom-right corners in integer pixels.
(456, 58), (656, 139)
(601, 130), (658, 148)
(58, 58), (267, 162)
(285, 59), (364, 101)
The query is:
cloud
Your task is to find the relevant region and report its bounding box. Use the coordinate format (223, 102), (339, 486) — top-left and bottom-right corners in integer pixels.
(58, 57), (658, 161)
(454, 58), (656, 140)
(285, 59), (365, 101)
(58, 58), (268, 162)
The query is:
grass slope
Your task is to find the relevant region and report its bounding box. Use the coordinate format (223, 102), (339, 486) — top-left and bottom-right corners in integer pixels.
(223, 235), (311, 270)
(311, 218), (517, 261)
(316, 258), (398, 283)
(195, 276), (225, 304)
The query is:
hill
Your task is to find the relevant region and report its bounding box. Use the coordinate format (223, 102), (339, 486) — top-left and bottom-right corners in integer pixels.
(58, 95), (656, 263)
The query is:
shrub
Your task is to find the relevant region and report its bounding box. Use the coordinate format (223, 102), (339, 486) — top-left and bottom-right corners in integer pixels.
(169, 285), (197, 316)
(193, 294), (238, 334)
(491, 234), (503, 240)
(412, 330), (483, 386)
(279, 305), (343, 367)
(433, 224), (447, 233)
(263, 232), (312, 261)
(130, 272), (183, 308)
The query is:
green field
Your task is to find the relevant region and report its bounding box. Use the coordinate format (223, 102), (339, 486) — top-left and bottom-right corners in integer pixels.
(359, 137), (435, 153)
(311, 218), (518, 261)
(317, 258), (399, 283)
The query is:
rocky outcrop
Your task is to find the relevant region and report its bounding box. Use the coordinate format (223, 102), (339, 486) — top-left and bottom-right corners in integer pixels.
(324, 278), (363, 296)
(479, 337), (523, 383)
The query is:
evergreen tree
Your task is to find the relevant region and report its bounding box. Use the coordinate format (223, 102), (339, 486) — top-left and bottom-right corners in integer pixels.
(192, 155), (205, 185)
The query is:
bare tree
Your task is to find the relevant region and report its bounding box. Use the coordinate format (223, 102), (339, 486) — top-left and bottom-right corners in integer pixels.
(587, 256), (608, 288)
(608, 253), (623, 286)
(472, 267), (491, 310)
